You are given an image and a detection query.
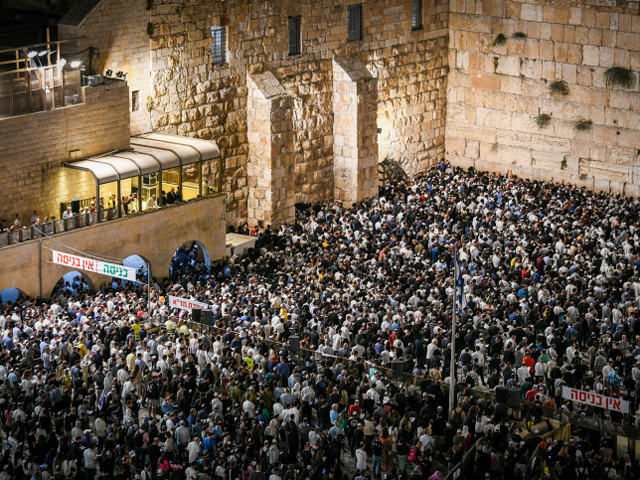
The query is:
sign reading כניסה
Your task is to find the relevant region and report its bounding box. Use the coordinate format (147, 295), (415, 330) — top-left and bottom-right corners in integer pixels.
(52, 249), (136, 281)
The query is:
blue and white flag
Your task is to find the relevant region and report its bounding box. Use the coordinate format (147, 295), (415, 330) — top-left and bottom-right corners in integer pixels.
(454, 255), (466, 314)
(98, 388), (106, 411)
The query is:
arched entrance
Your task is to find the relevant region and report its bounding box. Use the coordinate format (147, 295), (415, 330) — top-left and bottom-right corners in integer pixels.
(122, 254), (153, 284)
(0, 287), (24, 306)
(170, 240), (211, 277)
(50, 270), (94, 299)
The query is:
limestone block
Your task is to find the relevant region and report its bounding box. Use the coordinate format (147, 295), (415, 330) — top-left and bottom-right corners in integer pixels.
(583, 45), (600, 66)
(599, 47), (615, 68)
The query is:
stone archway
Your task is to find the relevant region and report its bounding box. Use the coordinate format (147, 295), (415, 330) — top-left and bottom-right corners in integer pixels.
(0, 287), (25, 306)
(49, 270), (96, 299)
(170, 240), (211, 275)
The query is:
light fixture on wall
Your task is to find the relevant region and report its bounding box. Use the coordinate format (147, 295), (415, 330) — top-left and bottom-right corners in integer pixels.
(70, 60), (83, 69)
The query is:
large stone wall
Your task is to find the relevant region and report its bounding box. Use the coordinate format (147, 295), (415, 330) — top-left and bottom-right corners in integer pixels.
(0, 194), (226, 299)
(0, 82), (130, 223)
(148, 0), (448, 224)
(332, 56), (379, 206)
(446, 0), (640, 196)
(59, 0), (152, 136)
(246, 72), (295, 227)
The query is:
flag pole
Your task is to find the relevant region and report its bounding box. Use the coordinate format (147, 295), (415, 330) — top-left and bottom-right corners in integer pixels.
(449, 244), (457, 418)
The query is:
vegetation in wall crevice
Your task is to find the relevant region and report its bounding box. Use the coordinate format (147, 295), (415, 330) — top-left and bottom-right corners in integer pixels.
(548, 80), (569, 96)
(492, 34), (507, 47)
(534, 113), (551, 129)
(604, 67), (636, 89)
(574, 119), (593, 132)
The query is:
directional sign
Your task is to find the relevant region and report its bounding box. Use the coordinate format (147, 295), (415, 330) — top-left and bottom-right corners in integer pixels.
(168, 295), (209, 312)
(562, 386), (629, 414)
(52, 250), (136, 281)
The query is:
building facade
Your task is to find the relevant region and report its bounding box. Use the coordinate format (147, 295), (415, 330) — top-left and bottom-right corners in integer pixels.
(58, 0), (449, 225)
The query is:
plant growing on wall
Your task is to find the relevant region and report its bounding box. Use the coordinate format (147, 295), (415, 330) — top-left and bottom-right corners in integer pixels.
(492, 34), (507, 47)
(548, 80), (569, 96)
(561, 157), (568, 170)
(147, 22), (154, 37)
(493, 57), (499, 72)
(534, 113), (551, 129)
(604, 67), (636, 89)
(574, 118), (593, 131)
(146, 96), (154, 112)
(146, 0), (153, 11)
(512, 32), (526, 39)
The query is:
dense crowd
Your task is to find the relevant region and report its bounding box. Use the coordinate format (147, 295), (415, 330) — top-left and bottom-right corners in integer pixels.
(2, 163), (640, 480)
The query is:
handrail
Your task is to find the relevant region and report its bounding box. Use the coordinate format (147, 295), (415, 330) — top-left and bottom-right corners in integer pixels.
(0, 193), (224, 250)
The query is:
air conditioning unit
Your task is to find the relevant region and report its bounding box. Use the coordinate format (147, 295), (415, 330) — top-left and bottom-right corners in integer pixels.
(86, 74), (104, 86)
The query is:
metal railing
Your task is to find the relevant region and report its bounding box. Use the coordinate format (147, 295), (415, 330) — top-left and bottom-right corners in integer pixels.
(0, 209), (112, 247)
(1, 193), (225, 249)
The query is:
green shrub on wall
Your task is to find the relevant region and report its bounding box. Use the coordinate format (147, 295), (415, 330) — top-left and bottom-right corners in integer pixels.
(604, 67), (636, 89)
(534, 113), (551, 129)
(574, 119), (593, 132)
(548, 80), (569, 96)
(492, 34), (507, 47)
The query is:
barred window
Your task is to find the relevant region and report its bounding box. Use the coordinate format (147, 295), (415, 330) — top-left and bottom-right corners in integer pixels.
(211, 26), (226, 65)
(348, 4), (363, 42)
(289, 16), (302, 56)
(412, 0), (423, 30)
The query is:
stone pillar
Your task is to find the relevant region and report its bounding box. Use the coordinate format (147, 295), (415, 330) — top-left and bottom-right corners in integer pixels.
(332, 56), (379, 207)
(246, 71), (294, 228)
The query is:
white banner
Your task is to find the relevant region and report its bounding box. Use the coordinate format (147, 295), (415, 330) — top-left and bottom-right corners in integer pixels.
(168, 295), (209, 312)
(52, 250), (137, 281)
(562, 386), (629, 413)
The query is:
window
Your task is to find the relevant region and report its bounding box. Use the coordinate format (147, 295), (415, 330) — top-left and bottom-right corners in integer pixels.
(211, 26), (226, 65)
(131, 90), (140, 112)
(348, 4), (363, 42)
(412, 0), (423, 30)
(289, 16), (302, 56)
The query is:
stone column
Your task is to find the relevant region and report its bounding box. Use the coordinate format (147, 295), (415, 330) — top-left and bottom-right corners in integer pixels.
(332, 56), (379, 207)
(246, 71), (294, 228)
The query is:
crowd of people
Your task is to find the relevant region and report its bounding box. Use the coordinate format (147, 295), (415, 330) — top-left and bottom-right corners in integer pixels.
(1, 163), (640, 480)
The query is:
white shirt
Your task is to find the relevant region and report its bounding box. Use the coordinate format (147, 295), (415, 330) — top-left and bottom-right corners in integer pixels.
(83, 448), (97, 468)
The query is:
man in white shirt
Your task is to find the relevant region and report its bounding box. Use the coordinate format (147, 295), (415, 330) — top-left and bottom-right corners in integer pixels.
(83, 444), (97, 479)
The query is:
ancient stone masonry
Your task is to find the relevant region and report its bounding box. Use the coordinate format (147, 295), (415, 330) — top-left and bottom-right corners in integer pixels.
(247, 72), (295, 227)
(59, 0), (153, 136)
(146, 0), (448, 224)
(332, 56), (379, 206)
(0, 83), (130, 223)
(446, 0), (640, 197)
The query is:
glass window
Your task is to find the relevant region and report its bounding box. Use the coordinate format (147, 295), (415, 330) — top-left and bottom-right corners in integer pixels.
(289, 16), (302, 56)
(412, 0), (423, 30)
(348, 4), (363, 42)
(162, 168), (181, 206)
(202, 158), (221, 196)
(99, 181), (119, 219)
(211, 26), (227, 65)
(182, 163), (200, 201)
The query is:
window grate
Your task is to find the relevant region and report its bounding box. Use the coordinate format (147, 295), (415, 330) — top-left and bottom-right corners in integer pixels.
(348, 4), (363, 42)
(289, 16), (302, 55)
(412, 0), (423, 30)
(131, 90), (140, 112)
(211, 26), (226, 65)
